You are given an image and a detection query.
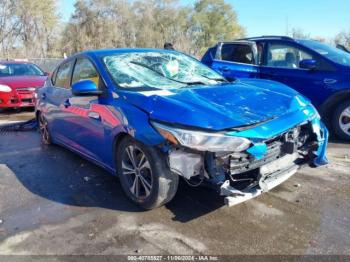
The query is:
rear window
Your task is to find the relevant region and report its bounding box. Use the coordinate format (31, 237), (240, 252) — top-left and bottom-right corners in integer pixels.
(0, 63), (44, 77)
(221, 44), (254, 64)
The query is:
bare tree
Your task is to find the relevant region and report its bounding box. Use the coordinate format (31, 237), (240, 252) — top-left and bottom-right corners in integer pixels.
(1, 0), (245, 58)
(335, 31), (350, 50)
(15, 0), (60, 58)
(0, 0), (20, 59)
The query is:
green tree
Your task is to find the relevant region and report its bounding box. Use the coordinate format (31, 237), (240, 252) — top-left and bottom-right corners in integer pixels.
(191, 0), (245, 55)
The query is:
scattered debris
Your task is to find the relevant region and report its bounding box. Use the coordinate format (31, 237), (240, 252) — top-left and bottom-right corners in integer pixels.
(0, 118), (37, 134)
(309, 239), (318, 247)
(0, 219), (3, 224)
(294, 183), (301, 188)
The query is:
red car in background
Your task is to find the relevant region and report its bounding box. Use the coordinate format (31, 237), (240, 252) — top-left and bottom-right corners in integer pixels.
(0, 61), (48, 109)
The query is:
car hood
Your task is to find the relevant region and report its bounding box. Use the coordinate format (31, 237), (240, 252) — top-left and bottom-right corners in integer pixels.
(0, 76), (47, 88)
(121, 79), (309, 131)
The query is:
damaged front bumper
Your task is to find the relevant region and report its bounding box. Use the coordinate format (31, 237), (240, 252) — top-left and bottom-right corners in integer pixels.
(166, 109), (328, 207)
(221, 164), (298, 206)
(219, 118), (328, 206)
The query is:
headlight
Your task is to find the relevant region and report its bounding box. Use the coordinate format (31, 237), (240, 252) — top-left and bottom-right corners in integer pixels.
(0, 84), (12, 92)
(152, 122), (251, 152)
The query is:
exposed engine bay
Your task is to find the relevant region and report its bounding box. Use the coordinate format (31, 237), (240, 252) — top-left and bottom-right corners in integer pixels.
(167, 121), (326, 206)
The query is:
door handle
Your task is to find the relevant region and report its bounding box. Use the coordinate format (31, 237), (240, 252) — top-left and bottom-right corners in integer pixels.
(63, 99), (71, 108)
(88, 111), (101, 120)
(324, 78), (337, 84)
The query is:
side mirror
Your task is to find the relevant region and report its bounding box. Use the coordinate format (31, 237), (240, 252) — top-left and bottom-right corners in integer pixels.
(299, 59), (317, 70)
(44, 72), (50, 76)
(72, 80), (103, 96)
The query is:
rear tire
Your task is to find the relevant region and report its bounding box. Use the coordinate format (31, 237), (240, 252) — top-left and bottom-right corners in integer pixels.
(332, 100), (350, 141)
(38, 112), (52, 145)
(116, 136), (178, 209)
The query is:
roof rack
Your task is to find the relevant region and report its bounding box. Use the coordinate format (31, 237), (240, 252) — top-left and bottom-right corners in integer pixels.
(238, 36), (295, 41)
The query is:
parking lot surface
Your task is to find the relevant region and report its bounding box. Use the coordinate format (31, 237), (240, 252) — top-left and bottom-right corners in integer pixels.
(0, 111), (349, 255)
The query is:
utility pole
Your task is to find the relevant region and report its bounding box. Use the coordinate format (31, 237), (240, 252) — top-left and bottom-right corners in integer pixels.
(285, 16), (290, 36)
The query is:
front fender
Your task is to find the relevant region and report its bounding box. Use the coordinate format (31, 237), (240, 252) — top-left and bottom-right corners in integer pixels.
(110, 99), (165, 146)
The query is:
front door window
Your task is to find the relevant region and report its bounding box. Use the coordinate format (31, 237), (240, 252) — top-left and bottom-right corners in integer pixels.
(266, 43), (313, 69)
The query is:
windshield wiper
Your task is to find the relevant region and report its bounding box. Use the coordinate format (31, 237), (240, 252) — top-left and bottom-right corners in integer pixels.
(199, 74), (228, 82)
(129, 61), (207, 86)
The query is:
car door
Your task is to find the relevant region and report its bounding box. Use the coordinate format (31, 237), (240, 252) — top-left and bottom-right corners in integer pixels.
(259, 41), (337, 107)
(211, 41), (260, 81)
(45, 59), (75, 144)
(61, 57), (110, 165)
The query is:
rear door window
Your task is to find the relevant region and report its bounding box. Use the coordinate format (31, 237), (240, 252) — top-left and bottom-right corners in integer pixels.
(221, 44), (255, 64)
(55, 60), (74, 88)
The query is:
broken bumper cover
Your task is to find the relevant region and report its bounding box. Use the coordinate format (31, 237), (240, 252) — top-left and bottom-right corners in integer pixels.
(312, 118), (328, 166)
(221, 165), (298, 206)
(222, 153), (300, 206)
(219, 119), (329, 207)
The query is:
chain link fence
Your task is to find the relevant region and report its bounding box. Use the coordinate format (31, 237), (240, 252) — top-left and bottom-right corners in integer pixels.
(28, 58), (63, 73)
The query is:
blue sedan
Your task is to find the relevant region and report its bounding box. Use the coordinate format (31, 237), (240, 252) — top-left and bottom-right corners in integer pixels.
(36, 49), (328, 209)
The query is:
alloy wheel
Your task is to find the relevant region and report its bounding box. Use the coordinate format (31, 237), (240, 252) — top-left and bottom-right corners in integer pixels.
(339, 106), (350, 136)
(122, 145), (153, 200)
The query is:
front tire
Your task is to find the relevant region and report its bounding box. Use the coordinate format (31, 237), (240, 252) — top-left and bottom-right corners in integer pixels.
(116, 136), (178, 209)
(332, 100), (350, 141)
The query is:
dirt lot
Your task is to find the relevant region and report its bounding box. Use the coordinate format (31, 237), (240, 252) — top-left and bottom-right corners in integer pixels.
(0, 110), (349, 256)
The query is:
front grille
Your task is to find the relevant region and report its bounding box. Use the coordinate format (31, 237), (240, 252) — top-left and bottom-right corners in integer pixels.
(229, 123), (312, 175)
(230, 140), (284, 175)
(21, 98), (33, 103)
(16, 87), (36, 94)
(10, 98), (19, 104)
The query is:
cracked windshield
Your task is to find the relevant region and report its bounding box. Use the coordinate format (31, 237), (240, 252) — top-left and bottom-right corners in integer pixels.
(103, 51), (225, 90)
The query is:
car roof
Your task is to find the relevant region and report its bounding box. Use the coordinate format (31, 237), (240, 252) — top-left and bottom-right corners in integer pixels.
(77, 48), (177, 57)
(0, 60), (35, 65)
(239, 35), (296, 41)
(216, 36), (309, 46)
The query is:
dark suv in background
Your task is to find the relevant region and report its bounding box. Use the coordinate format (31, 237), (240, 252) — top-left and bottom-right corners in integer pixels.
(202, 36), (350, 140)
